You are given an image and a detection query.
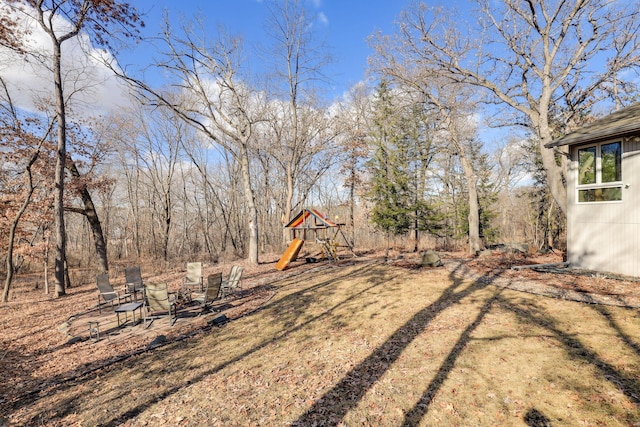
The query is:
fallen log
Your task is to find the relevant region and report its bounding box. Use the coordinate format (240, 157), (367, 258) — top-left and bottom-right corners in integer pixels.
(512, 262), (569, 270)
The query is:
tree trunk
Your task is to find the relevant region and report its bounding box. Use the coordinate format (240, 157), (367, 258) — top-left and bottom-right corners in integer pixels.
(239, 142), (259, 265)
(52, 40), (66, 298)
(163, 193), (171, 261)
(2, 185), (32, 302)
(349, 161), (356, 248)
(457, 147), (482, 254)
(66, 160), (109, 273)
(64, 260), (72, 288)
(283, 167), (294, 245)
(128, 166), (142, 259)
(434, 97), (483, 255)
(2, 144), (40, 302)
(533, 101), (568, 215)
(538, 140), (567, 215)
(44, 234), (50, 295)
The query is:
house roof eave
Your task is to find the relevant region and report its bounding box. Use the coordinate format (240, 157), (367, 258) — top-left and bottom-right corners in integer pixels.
(545, 102), (640, 149)
(546, 126), (640, 148)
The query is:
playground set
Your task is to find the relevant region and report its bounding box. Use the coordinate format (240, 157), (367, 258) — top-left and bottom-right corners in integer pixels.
(275, 208), (355, 271)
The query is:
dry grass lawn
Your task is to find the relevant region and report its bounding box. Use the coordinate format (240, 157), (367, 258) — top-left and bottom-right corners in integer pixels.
(3, 258), (640, 426)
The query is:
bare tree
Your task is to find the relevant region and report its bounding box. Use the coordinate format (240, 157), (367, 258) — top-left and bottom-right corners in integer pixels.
(0, 77), (53, 302)
(107, 112), (144, 259)
(114, 18), (265, 265)
(261, 0), (335, 240)
(440, 106), (483, 254)
(61, 120), (118, 274)
(490, 137), (529, 242)
(180, 132), (245, 259)
(336, 82), (373, 248)
(64, 159), (109, 272)
(0, 0), (142, 296)
(133, 103), (183, 261)
(372, 0), (640, 214)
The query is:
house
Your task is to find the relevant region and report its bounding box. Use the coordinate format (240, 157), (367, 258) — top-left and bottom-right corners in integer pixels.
(545, 102), (640, 277)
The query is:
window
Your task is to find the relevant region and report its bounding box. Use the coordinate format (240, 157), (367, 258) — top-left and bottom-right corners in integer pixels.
(577, 141), (622, 202)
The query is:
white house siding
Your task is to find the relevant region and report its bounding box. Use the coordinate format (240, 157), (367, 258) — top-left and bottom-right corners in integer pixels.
(567, 138), (640, 277)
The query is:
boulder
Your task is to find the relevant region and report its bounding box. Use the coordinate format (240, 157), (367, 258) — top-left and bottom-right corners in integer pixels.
(421, 250), (443, 267)
(505, 243), (529, 254)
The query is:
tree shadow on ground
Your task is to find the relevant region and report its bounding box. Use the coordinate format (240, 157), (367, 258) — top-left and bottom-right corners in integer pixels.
(524, 408), (552, 426)
(592, 305), (640, 358)
(400, 286), (501, 426)
(0, 346), (32, 406)
(5, 262), (386, 425)
(498, 297), (640, 407)
(9, 258), (640, 426)
(292, 262), (502, 426)
(2, 263), (359, 415)
(293, 261), (640, 426)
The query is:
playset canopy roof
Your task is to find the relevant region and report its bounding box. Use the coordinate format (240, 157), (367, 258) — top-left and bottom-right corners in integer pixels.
(284, 209), (338, 229)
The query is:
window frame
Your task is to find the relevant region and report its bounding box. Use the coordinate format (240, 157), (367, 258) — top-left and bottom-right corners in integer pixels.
(575, 140), (623, 204)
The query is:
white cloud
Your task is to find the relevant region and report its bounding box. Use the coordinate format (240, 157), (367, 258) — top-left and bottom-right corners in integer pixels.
(0, 3), (133, 119)
(317, 12), (329, 26)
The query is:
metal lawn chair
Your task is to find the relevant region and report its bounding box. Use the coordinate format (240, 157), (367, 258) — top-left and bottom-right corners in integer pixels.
(96, 273), (131, 313)
(144, 282), (177, 327)
(183, 262), (204, 293)
(192, 272), (223, 313)
(221, 265), (244, 299)
(124, 266), (145, 302)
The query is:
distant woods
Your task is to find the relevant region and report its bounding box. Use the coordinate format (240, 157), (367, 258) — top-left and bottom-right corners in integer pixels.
(2, 0), (639, 300)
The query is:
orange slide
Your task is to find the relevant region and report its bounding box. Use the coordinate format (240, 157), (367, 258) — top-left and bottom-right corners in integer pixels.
(276, 238), (304, 271)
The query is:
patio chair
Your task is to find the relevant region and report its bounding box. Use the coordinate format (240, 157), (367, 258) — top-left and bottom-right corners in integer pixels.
(221, 265), (244, 299)
(96, 273), (131, 313)
(191, 272), (223, 313)
(124, 266), (145, 302)
(144, 282), (177, 327)
(183, 262), (204, 293)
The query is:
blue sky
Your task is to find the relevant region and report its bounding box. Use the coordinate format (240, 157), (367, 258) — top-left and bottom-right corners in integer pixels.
(121, 0), (413, 99)
(0, 0), (420, 116)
